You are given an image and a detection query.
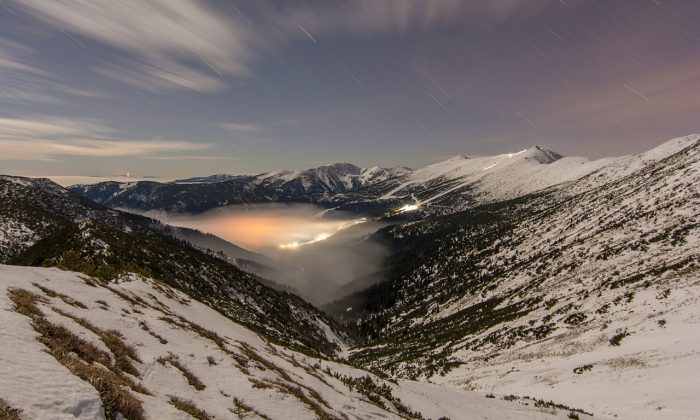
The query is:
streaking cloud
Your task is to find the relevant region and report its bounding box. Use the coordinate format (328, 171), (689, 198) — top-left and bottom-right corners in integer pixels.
(11, 0), (254, 93)
(0, 116), (210, 160)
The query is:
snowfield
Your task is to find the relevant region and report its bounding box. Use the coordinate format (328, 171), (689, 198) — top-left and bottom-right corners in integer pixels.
(438, 281), (700, 420)
(0, 264), (571, 419)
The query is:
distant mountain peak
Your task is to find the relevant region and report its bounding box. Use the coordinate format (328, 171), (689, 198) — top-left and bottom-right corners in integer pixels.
(319, 162), (361, 170)
(520, 146), (563, 164)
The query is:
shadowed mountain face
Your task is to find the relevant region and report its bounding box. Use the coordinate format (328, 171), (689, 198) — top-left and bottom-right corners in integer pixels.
(70, 163), (411, 213)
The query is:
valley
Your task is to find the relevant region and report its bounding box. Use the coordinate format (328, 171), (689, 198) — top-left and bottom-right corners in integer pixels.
(1, 135), (698, 419)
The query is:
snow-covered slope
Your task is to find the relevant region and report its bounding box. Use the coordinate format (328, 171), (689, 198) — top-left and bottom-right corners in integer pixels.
(0, 264), (568, 420)
(381, 146), (564, 200)
(8, 136), (699, 419)
(341, 135), (700, 419)
(441, 284), (700, 420)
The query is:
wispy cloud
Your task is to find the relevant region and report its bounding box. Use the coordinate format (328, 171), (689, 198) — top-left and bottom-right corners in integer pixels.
(0, 38), (110, 105)
(219, 119), (299, 133)
(219, 122), (264, 134)
(0, 39), (45, 72)
(0, 116), (209, 160)
(12, 0), (254, 93)
(218, 120), (300, 147)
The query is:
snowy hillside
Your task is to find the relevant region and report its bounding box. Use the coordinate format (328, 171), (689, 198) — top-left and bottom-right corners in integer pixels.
(0, 264), (570, 420)
(339, 135), (700, 419)
(380, 146), (565, 201)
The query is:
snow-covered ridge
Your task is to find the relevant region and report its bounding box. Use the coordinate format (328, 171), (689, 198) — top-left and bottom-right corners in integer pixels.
(376, 135), (700, 211)
(253, 162), (410, 195)
(381, 145), (565, 199)
(0, 265), (563, 419)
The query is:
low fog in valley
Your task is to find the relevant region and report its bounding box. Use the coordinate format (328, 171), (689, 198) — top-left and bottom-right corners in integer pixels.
(142, 204), (390, 304)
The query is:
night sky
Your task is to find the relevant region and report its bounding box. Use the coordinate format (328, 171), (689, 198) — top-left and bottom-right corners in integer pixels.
(1, 0), (699, 178)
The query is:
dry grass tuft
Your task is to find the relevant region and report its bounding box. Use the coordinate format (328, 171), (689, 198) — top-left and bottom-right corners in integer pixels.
(169, 397), (211, 420)
(158, 315), (250, 373)
(177, 316), (227, 349)
(51, 307), (142, 378)
(0, 398), (23, 420)
(79, 275), (98, 287)
(280, 353), (334, 388)
(232, 397), (253, 414)
(157, 354), (206, 391)
(248, 378), (274, 390)
(151, 282), (191, 306)
(158, 316), (188, 329)
(239, 342), (336, 417)
(62, 358), (147, 419)
(270, 380), (336, 419)
(139, 321), (168, 344)
(101, 284), (146, 308)
(232, 397), (272, 419)
(239, 342), (293, 382)
(33, 283), (87, 308)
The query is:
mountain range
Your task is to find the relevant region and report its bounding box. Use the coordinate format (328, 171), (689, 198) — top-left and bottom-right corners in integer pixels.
(70, 163), (411, 213)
